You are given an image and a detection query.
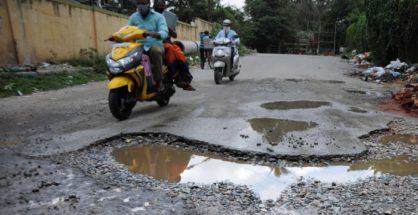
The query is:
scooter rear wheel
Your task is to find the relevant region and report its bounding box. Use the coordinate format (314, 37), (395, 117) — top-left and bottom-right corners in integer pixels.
(157, 98), (170, 107)
(214, 68), (223, 85)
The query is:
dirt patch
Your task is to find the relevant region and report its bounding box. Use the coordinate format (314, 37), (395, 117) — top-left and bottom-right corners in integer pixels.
(379, 99), (418, 117)
(392, 83), (418, 114)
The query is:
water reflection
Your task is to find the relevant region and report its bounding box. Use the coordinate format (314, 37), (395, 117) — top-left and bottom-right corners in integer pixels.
(248, 118), (318, 144)
(349, 155), (418, 176)
(112, 145), (191, 182)
(111, 145), (418, 200)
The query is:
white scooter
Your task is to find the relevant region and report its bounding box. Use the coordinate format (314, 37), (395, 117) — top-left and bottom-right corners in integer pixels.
(212, 36), (241, 84)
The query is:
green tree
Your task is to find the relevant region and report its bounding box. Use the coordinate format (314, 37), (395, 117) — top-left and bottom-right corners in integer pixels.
(245, 0), (296, 53)
(366, 0), (418, 65)
(345, 10), (368, 52)
(166, 0), (221, 23)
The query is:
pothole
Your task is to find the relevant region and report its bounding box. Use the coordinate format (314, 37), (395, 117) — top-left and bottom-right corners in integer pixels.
(261, 101), (331, 110)
(349, 107), (368, 113)
(345, 89), (367, 95)
(284, 79), (345, 84)
(112, 144), (417, 201)
(248, 118), (318, 145)
(379, 134), (418, 145)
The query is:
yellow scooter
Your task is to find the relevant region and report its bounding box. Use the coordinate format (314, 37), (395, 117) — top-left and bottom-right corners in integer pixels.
(106, 26), (176, 120)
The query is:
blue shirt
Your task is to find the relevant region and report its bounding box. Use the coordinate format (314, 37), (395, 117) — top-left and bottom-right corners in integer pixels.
(127, 10), (168, 51)
(200, 34), (210, 49)
(215, 29), (240, 45)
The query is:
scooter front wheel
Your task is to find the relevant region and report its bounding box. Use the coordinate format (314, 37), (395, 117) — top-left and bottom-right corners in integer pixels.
(214, 68), (223, 85)
(108, 87), (135, 121)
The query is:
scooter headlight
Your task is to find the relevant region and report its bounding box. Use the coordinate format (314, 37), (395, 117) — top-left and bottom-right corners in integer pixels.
(118, 55), (135, 67)
(109, 67), (123, 74)
(215, 49), (226, 58)
(106, 50), (141, 75)
(106, 55), (123, 75)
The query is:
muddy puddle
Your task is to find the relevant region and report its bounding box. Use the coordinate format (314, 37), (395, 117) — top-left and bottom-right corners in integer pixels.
(248, 118), (318, 144)
(379, 134), (418, 145)
(345, 89), (367, 95)
(261, 101), (331, 110)
(349, 107), (368, 113)
(112, 145), (418, 200)
(350, 155), (418, 176)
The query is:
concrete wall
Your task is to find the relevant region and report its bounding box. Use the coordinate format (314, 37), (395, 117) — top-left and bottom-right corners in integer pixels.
(0, 0), (18, 65)
(0, 0), (214, 65)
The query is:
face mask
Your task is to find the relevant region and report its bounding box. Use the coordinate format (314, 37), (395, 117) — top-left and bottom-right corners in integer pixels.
(138, 4), (150, 17)
(223, 27), (231, 33)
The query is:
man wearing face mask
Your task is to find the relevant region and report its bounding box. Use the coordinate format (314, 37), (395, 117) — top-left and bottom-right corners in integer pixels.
(128, 0), (168, 92)
(153, 0), (177, 43)
(215, 19), (240, 67)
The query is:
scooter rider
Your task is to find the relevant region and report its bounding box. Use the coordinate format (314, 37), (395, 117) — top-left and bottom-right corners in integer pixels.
(128, 0), (168, 92)
(215, 19), (240, 66)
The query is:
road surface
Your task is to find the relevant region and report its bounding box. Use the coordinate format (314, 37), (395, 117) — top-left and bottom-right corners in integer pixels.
(0, 54), (404, 157)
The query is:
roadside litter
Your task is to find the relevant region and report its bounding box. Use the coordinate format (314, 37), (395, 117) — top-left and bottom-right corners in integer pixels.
(347, 51), (372, 69)
(350, 58), (417, 83)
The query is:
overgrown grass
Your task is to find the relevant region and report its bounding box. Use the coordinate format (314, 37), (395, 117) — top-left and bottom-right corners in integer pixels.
(239, 44), (257, 56)
(0, 70), (106, 98)
(60, 48), (108, 74)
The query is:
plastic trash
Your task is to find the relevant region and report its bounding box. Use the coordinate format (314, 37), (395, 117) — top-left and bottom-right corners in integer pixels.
(406, 66), (416, 73)
(391, 71), (401, 78)
(375, 68), (386, 77)
(363, 67), (385, 76)
(385, 59), (407, 70)
(392, 71), (402, 77)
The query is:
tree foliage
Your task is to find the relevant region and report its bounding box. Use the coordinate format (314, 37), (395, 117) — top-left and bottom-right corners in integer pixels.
(345, 10), (367, 52)
(365, 0), (418, 65)
(244, 0), (297, 53)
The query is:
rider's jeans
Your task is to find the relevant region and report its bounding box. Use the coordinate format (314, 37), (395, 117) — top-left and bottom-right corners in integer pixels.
(149, 46), (164, 82)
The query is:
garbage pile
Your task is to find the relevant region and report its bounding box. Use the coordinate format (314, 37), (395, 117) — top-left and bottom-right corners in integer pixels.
(361, 59), (417, 83)
(348, 51), (372, 69)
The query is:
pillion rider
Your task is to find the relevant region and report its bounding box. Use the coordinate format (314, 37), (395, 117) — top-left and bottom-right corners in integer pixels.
(128, 0), (168, 92)
(153, 0), (195, 91)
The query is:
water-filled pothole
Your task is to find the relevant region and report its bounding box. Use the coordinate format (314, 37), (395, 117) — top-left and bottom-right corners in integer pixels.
(349, 107), (368, 113)
(350, 155), (418, 176)
(248, 118), (318, 144)
(345, 89), (367, 95)
(112, 145), (417, 200)
(379, 134), (418, 145)
(261, 101), (331, 110)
